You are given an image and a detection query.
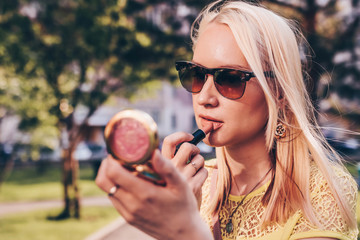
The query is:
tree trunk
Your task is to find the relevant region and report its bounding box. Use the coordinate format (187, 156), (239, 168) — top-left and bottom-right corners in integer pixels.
(70, 143), (81, 219)
(49, 123), (82, 220)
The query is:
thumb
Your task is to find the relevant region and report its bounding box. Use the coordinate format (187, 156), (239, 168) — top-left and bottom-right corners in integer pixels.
(152, 149), (185, 187)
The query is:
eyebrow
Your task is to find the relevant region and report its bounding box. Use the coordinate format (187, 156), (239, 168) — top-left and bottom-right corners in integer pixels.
(191, 60), (251, 71)
(219, 64), (251, 71)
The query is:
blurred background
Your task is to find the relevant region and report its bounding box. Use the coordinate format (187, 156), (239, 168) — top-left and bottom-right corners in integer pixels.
(0, 0), (359, 239)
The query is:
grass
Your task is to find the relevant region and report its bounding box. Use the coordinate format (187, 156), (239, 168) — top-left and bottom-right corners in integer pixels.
(0, 162), (359, 239)
(0, 163), (104, 202)
(0, 163), (119, 240)
(0, 206), (120, 240)
(345, 163), (359, 177)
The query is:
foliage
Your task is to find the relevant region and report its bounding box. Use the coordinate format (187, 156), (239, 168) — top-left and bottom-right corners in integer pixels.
(0, 0), (194, 147)
(0, 67), (58, 151)
(263, 0), (360, 127)
(0, 0), (197, 218)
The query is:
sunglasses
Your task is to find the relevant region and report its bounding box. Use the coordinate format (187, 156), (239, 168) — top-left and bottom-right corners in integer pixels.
(175, 61), (273, 100)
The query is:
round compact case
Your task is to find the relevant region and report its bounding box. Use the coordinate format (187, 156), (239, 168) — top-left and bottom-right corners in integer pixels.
(104, 109), (164, 185)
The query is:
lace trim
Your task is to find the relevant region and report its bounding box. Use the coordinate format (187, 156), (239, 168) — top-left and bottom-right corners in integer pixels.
(290, 163), (358, 238)
(200, 159), (358, 239)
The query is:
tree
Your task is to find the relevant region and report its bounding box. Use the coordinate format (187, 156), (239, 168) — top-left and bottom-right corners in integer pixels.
(0, 66), (58, 183)
(0, 0), (192, 219)
(262, 0), (360, 126)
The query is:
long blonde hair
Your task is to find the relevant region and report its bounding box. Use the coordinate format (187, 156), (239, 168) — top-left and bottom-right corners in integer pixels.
(191, 0), (356, 228)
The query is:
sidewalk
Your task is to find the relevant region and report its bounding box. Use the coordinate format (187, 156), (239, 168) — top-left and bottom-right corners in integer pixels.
(85, 217), (155, 240)
(0, 196), (155, 240)
(0, 196), (111, 217)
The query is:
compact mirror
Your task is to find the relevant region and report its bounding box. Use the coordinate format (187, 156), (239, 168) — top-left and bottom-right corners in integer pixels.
(104, 109), (164, 185)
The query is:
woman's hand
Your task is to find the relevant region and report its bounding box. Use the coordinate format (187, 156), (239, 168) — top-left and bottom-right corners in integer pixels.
(95, 150), (213, 240)
(162, 132), (208, 205)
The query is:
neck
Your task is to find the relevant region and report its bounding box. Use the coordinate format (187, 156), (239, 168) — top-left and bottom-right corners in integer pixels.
(224, 137), (273, 196)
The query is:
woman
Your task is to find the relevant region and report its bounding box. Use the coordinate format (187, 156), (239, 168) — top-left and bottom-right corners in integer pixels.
(96, 1), (358, 239)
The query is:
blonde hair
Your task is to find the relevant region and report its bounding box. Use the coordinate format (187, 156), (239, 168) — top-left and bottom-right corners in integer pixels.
(191, 0), (356, 228)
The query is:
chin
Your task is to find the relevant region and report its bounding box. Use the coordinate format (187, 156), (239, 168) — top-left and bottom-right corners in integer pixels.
(203, 138), (221, 148)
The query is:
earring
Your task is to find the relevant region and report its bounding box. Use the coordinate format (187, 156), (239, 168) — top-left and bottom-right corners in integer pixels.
(275, 122), (286, 139)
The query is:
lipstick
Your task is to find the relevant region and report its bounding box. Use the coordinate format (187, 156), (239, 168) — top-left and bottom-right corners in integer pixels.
(175, 123), (213, 155)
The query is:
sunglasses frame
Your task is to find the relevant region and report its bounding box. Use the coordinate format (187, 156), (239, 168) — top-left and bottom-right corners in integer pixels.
(176, 61), (269, 100)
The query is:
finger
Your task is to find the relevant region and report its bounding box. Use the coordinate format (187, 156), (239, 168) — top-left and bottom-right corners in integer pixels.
(95, 156), (113, 193)
(99, 157), (164, 220)
(107, 186), (149, 227)
(162, 132), (194, 158)
(173, 143), (201, 168)
(185, 154), (205, 177)
(188, 167), (208, 193)
(109, 192), (162, 238)
(95, 157), (130, 198)
(95, 157), (137, 217)
(108, 195), (133, 222)
(152, 149), (186, 188)
(105, 155), (155, 194)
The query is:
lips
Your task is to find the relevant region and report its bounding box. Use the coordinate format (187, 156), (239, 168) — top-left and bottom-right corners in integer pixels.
(199, 115), (223, 130)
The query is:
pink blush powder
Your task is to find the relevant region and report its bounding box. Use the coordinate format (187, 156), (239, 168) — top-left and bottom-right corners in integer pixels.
(109, 118), (150, 163)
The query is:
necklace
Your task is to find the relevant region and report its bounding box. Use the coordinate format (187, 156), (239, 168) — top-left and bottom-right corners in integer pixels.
(225, 167), (273, 234)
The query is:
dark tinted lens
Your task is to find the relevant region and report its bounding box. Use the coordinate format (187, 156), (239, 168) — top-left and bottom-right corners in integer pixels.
(178, 64), (205, 93)
(214, 70), (247, 99)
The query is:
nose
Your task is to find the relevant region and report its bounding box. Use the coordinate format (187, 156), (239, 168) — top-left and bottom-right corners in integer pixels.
(194, 74), (219, 107)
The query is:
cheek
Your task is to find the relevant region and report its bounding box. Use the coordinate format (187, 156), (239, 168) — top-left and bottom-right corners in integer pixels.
(242, 83), (269, 125)
(250, 101), (269, 129)
(224, 86), (268, 139)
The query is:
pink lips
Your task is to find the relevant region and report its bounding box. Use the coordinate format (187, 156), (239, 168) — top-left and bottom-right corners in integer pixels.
(201, 123), (213, 134)
(200, 116), (223, 131)
(212, 121), (223, 131)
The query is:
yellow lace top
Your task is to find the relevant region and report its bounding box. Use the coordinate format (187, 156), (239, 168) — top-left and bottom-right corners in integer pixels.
(200, 159), (358, 240)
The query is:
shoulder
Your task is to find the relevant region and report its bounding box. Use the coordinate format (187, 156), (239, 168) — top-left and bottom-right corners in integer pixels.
(291, 161), (358, 239)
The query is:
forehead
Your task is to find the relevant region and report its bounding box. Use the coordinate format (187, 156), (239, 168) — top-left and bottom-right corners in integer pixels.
(192, 22), (249, 69)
